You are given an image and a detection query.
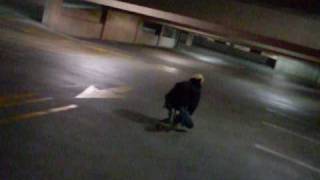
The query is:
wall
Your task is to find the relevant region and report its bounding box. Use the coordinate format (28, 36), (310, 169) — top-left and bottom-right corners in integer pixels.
(43, 0), (103, 38)
(42, 2), (177, 47)
(275, 56), (320, 86)
(135, 29), (158, 46)
(193, 36), (273, 67)
(101, 9), (140, 43)
(191, 35), (320, 86)
(102, 10), (177, 47)
(158, 36), (176, 48)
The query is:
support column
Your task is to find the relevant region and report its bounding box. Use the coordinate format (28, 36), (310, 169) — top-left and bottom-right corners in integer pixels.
(175, 31), (182, 48)
(186, 33), (194, 46)
(156, 25), (165, 46)
(42, 0), (63, 28)
(317, 71), (320, 87)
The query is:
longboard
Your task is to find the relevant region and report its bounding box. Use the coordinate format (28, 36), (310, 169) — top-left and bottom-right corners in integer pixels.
(154, 122), (187, 132)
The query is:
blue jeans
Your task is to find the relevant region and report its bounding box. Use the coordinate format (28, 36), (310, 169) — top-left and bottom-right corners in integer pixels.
(168, 108), (194, 129)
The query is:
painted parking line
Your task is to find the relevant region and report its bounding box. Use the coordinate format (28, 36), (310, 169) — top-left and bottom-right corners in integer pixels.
(22, 27), (37, 34)
(262, 121), (320, 145)
(0, 93), (35, 103)
(266, 108), (295, 120)
(0, 93), (35, 107)
(255, 144), (320, 174)
(156, 64), (179, 73)
(0, 104), (78, 125)
(91, 46), (132, 59)
(266, 107), (314, 121)
(0, 97), (53, 108)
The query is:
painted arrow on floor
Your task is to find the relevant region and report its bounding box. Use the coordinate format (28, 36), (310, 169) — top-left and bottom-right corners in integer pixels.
(75, 85), (131, 99)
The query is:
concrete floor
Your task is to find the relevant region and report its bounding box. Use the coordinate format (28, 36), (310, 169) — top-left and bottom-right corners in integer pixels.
(0, 7), (320, 180)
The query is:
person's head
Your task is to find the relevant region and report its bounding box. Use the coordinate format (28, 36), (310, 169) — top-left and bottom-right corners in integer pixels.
(190, 74), (204, 86)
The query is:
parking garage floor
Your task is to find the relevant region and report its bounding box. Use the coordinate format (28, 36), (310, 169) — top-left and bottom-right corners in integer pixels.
(0, 9), (320, 180)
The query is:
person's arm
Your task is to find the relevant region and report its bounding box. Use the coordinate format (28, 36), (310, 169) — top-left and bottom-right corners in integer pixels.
(164, 83), (179, 108)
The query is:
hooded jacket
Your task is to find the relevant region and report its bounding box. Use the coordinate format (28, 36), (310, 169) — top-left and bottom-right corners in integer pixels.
(165, 78), (202, 115)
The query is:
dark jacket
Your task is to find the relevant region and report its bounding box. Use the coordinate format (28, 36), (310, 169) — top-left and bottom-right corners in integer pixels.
(165, 78), (202, 115)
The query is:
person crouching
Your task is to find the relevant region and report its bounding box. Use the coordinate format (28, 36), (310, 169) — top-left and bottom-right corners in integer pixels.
(162, 74), (204, 129)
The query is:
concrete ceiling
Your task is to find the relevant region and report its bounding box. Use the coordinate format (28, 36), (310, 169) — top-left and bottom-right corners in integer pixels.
(86, 0), (320, 63)
(237, 0), (320, 14)
(108, 0), (320, 16)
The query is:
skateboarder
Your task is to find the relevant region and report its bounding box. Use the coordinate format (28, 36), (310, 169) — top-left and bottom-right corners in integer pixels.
(161, 74), (204, 129)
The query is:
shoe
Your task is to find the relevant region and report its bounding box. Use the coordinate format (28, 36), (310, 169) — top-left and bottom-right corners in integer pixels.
(171, 120), (180, 129)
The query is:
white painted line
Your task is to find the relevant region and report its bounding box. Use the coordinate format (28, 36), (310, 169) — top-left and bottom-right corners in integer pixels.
(255, 144), (320, 174)
(266, 108), (293, 119)
(48, 104), (78, 113)
(262, 121), (320, 145)
(266, 108), (276, 113)
(266, 107), (312, 120)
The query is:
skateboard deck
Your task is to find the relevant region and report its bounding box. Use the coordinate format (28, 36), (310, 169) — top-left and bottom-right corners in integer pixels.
(154, 122), (187, 132)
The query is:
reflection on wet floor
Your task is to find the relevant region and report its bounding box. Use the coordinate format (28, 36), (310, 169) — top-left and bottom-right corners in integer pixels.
(75, 85), (131, 99)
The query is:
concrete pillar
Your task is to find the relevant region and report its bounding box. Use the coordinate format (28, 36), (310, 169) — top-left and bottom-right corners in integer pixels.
(317, 71), (320, 87)
(186, 33), (194, 46)
(175, 31), (182, 47)
(156, 25), (165, 46)
(42, 0), (63, 28)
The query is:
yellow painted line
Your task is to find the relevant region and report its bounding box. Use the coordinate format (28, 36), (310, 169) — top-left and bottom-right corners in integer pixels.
(0, 93), (35, 106)
(110, 86), (132, 93)
(0, 104), (78, 125)
(90, 45), (132, 59)
(25, 97), (53, 104)
(0, 93), (34, 101)
(0, 97), (53, 108)
(94, 47), (109, 53)
(23, 27), (39, 34)
(0, 17), (16, 21)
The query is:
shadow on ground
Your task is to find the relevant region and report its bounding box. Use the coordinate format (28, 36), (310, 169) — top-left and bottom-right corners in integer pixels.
(113, 109), (187, 133)
(113, 109), (162, 132)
